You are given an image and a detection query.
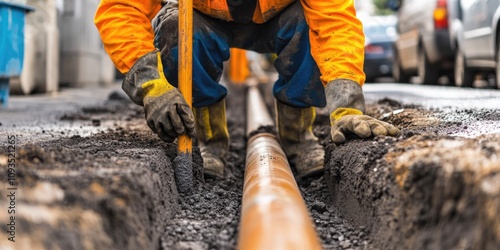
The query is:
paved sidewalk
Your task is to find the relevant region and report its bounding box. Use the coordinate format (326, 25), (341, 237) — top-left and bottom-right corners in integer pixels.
(0, 84), (126, 143)
(1, 84), (123, 125)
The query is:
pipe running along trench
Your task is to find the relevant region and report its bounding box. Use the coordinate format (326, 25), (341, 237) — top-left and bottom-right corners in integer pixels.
(238, 83), (322, 250)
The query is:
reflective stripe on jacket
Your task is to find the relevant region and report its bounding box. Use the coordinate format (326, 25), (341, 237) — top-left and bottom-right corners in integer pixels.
(94, 0), (365, 85)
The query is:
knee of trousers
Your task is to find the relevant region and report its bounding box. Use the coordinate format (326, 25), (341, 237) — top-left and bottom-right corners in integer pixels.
(153, 7), (230, 107)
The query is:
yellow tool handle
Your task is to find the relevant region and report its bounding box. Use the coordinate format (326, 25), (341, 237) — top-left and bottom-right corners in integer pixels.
(178, 0), (193, 154)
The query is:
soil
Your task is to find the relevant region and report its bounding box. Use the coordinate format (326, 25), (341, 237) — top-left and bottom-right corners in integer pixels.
(1, 82), (499, 250)
(324, 98), (500, 250)
(0, 98), (181, 249)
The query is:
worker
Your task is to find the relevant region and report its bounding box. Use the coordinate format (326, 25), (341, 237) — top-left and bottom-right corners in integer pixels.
(94, 0), (400, 179)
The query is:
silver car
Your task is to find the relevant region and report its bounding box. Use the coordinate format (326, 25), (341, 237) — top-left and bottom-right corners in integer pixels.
(391, 0), (456, 84)
(454, 0), (500, 89)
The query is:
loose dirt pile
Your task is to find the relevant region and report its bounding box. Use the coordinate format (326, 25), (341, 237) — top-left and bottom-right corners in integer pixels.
(0, 98), (181, 249)
(324, 98), (500, 249)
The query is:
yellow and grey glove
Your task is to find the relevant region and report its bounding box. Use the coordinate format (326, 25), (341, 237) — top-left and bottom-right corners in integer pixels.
(122, 50), (195, 142)
(326, 79), (400, 144)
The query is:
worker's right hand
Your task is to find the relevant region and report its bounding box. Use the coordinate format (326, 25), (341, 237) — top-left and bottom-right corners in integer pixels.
(325, 79), (400, 144)
(330, 112), (400, 144)
(122, 50), (195, 142)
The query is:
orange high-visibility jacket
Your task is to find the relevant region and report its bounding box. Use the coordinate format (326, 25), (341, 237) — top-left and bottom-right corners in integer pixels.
(94, 0), (365, 85)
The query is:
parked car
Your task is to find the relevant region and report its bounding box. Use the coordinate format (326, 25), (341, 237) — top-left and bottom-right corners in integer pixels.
(390, 0), (457, 84)
(360, 15), (397, 82)
(453, 0), (500, 89)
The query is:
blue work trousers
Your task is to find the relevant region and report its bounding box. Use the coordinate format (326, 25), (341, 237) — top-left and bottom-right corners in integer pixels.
(153, 1), (325, 108)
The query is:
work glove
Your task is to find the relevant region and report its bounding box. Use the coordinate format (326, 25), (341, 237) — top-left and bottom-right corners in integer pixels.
(325, 79), (400, 144)
(122, 50), (195, 142)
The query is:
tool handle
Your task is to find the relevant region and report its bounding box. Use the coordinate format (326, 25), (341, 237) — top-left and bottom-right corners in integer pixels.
(178, 0), (193, 154)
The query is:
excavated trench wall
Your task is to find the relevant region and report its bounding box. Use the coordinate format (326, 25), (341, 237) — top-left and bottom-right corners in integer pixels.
(0, 101), (187, 249)
(323, 103), (500, 249)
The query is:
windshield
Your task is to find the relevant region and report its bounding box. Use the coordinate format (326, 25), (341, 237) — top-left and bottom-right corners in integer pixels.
(361, 16), (397, 41)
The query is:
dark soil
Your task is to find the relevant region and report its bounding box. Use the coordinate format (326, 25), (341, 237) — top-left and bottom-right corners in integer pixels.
(0, 98), (182, 249)
(159, 82), (373, 250)
(2, 81), (499, 250)
(324, 98), (500, 250)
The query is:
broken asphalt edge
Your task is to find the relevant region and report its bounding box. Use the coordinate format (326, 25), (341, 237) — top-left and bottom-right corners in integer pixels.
(324, 132), (500, 249)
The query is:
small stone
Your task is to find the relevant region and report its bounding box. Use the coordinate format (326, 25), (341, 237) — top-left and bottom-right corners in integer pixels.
(92, 119), (101, 126)
(220, 235), (230, 241)
(340, 241), (351, 249)
(175, 241), (204, 250)
(311, 201), (327, 213)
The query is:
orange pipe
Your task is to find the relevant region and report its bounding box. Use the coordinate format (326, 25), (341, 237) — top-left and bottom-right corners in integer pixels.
(178, 0), (193, 155)
(238, 133), (322, 250)
(245, 85), (274, 137)
(238, 85), (322, 250)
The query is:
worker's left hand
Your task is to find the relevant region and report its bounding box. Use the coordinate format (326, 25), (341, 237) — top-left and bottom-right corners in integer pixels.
(143, 89), (195, 142)
(325, 79), (400, 144)
(330, 114), (400, 144)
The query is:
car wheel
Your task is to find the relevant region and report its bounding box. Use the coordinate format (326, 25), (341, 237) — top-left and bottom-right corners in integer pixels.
(496, 40), (500, 89)
(417, 48), (439, 84)
(454, 49), (474, 88)
(392, 49), (410, 83)
(446, 71), (455, 86)
(365, 76), (376, 83)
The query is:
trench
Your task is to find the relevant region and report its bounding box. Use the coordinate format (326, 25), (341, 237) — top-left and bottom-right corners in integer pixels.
(3, 80), (500, 249)
(159, 82), (372, 250)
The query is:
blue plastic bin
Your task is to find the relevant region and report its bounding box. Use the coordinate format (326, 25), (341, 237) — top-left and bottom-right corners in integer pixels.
(0, 1), (33, 107)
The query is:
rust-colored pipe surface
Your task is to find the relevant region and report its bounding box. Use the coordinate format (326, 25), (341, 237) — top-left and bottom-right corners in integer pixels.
(238, 86), (322, 250)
